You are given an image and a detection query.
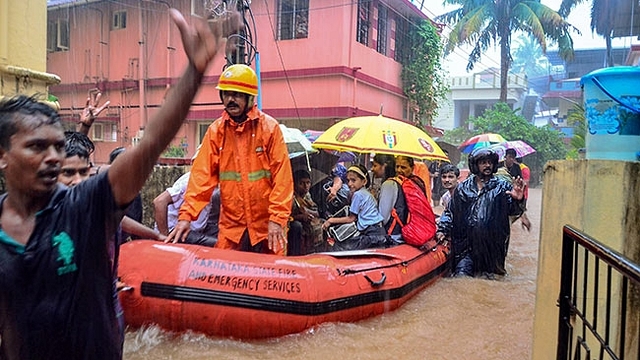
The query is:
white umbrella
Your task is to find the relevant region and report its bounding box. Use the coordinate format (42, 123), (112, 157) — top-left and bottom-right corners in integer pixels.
(280, 125), (317, 159)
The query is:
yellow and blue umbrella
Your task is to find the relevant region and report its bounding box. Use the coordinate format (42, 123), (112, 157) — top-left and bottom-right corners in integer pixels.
(312, 115), (448, 161)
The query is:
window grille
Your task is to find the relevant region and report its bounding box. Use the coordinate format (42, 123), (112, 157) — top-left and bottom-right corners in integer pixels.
(356, 0), (370, 46)
(277, 0), (309, 40)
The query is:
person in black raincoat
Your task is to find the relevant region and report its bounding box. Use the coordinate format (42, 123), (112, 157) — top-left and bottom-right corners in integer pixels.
(436, 148), (525, 278)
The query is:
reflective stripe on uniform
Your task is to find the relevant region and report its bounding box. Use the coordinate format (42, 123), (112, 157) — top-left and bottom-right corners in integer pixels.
(220, 171), (242, 182)
(248, 169), (271, 182)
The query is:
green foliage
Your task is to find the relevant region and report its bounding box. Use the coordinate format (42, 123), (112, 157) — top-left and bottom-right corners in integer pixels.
(511, 35), (548, 78)
(162, 143), (186, 158)
(441, 126), (475, 145)
(443, 102), (567, 177)
(566, 104), (586, 159)
(400, 20), (449, 127)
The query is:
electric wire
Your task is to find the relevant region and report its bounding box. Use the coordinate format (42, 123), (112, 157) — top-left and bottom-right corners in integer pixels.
(260, 0), (303, 129)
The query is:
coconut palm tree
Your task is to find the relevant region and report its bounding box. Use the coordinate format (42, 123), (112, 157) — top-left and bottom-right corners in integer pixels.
(559, 0), (617, 67)
(512, 35), (548, 78)
(436, 0), (577, 102)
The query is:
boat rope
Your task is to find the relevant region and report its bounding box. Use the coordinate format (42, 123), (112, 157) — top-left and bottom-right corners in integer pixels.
(337, 240), (445, 276)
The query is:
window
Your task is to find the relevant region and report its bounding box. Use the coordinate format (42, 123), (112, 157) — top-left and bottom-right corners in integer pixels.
(395, 16), (411, 63)
(47, 21), (56, 52)
(47, 19), (69, 52)
(92, 123), (118, 142)
(112, 11), (127, 30)
(357, 0), (370, 46)
(277, 0), (309, 40)
(191, 0), (204, 16)
(376, 4), (388, 55)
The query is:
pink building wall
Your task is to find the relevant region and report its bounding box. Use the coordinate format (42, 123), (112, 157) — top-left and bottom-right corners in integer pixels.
(47, 0), (429, 164)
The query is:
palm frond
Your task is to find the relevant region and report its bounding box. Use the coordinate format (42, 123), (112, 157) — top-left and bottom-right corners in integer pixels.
(558, 0), (586, 18)
(466, 30), (493, 71)
(513, 3), (547, 51)
(459, 5), (492, 42)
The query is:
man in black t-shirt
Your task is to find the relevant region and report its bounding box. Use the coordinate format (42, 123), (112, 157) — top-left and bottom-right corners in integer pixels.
(0, 9), (237, 360)
(504, 148), (522, 179)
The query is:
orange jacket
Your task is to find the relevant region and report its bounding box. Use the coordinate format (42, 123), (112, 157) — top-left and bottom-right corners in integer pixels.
(179, 106), (293, 247)
(413, 162), (432, 204)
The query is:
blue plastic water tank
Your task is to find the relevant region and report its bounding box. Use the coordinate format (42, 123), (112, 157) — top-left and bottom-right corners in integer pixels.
(581, 66), (640, 161)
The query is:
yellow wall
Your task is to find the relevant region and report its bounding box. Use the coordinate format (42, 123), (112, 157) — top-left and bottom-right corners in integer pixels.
(0, 0), (60, 101)
(532, 160), (640, 359)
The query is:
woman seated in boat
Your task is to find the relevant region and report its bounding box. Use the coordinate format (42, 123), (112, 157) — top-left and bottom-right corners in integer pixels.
(378, 156), (437, 248)
(371, 154), (404, 245)
(321, 164), (391, 251)
(288, 169), (324, 255)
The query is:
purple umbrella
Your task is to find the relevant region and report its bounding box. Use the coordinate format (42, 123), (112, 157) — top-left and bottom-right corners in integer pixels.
(490, 140), (536, 161)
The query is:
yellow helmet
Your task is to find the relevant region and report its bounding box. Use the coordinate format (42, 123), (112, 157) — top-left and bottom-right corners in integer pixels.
(216, 64), (258, 96)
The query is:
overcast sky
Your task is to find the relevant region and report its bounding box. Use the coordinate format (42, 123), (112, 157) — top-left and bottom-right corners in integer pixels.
(422, 1), (639, 76)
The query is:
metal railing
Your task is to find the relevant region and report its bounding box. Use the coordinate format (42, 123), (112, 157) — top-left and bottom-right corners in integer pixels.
(557, 225), (640, 360)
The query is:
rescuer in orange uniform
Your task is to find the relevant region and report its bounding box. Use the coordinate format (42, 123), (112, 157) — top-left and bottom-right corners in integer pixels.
(167, 64), (293, 255)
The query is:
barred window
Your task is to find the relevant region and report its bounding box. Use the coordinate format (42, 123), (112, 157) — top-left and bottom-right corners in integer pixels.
(277, 0), (309, 40)
(395, 16), (411, 63)
(376, 4), (388, 55)
(356, 0), (370, 46)
(92, 123), (118, 142)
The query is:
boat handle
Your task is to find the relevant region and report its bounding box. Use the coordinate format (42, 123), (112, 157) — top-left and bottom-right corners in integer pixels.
(364, 272), (386, 287)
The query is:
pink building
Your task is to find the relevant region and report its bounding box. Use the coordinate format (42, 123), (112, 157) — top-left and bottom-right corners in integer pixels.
(47, 0), (432, 164)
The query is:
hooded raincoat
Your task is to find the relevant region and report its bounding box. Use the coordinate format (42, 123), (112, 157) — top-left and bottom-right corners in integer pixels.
(178, 106), (293, 252)
(437, 174), (524, 276)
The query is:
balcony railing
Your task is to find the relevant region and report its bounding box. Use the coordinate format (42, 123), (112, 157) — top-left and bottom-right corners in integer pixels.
(557, 225), (640, 360)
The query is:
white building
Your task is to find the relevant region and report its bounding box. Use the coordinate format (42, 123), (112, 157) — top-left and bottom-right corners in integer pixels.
(434, 69), (528, 130)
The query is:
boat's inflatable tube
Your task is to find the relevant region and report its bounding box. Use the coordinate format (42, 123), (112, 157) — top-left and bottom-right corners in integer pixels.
(118, 240), (449, 339)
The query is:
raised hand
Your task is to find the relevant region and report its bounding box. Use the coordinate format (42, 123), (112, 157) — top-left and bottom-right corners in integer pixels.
(507, 176), (525, 200)
(77, 89), (110, 133)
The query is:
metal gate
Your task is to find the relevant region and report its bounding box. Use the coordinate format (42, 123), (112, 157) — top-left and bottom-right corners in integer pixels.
(557, 225), (640, 360)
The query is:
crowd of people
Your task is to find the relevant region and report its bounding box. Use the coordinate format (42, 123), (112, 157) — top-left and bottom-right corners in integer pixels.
(0, 7), (242, 359)
(0, 7), (533, 360)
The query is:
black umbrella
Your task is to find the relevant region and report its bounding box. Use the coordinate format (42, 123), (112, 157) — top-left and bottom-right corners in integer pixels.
(290, 150), (339, 187)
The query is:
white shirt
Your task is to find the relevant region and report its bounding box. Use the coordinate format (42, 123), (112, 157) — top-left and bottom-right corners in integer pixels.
(158, 172), (210, 232)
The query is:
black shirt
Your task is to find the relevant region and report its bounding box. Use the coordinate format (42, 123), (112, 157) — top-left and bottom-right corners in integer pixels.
(0, 173), (124, 360)
(505, 163), (522, 179)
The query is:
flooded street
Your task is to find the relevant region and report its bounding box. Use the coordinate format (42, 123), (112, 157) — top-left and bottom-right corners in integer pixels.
(124, 188), (542, 360)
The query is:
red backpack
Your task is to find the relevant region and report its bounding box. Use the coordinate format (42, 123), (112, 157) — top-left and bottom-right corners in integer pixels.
(388, 175), (437, 247)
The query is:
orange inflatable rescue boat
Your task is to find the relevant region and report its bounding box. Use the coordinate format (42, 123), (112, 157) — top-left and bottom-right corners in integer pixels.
(118, 240), (450, 339)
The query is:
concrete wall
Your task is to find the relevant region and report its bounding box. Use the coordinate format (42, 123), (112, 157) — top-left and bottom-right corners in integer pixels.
(0, 0), (59, 102)
(532, 160), (640, 359)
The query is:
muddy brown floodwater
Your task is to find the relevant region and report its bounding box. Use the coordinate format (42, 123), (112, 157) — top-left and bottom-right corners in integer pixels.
(124, 188), (542, 360)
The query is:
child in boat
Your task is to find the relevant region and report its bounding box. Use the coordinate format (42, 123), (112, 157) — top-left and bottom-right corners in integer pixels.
(288, 169), (323, 255)
(321, 164), (390, 251)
